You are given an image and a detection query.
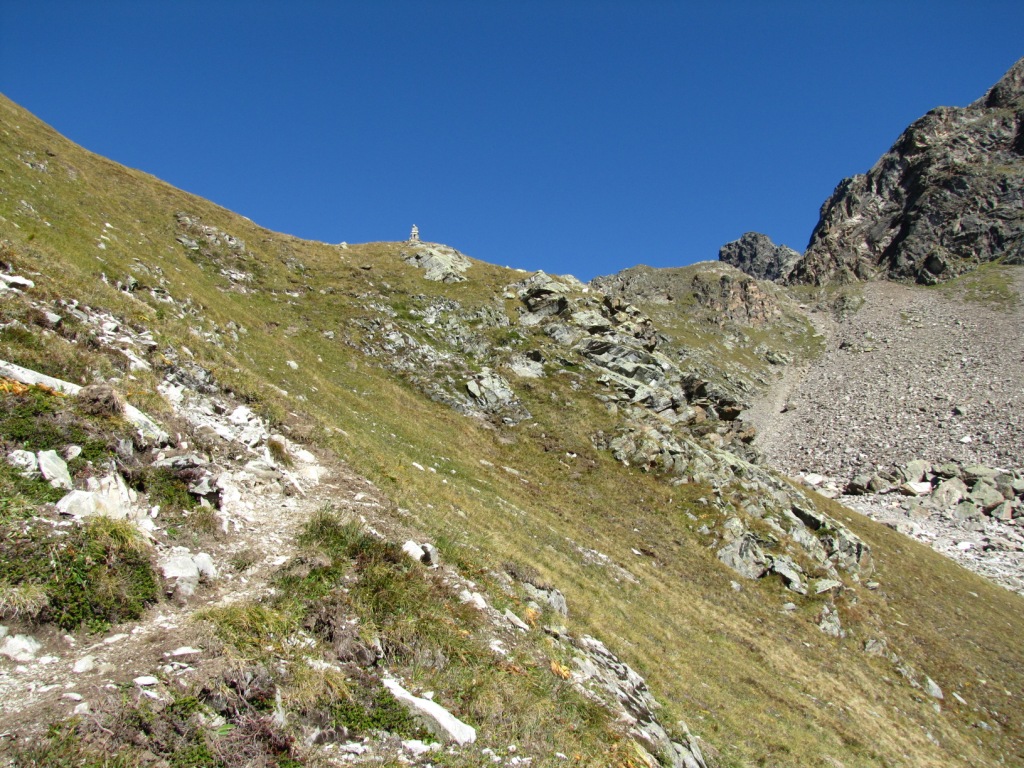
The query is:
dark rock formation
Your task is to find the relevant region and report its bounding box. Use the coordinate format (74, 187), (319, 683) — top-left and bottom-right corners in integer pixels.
(718, 232), (800, 281)
(789, 57), (1024, 285)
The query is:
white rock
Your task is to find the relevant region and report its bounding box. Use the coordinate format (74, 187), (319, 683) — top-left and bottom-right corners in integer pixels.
(402, 740), (435, 756)
(38, 450), (73, 490)
(192, 552), (218, 581)
(337, 743), (367, 755)
(73, 702), (91, 715)
(286, 360), (298, 370)
(168, 646), (202, 657)
(62, 692), (83, 701)
(228, 405), (254, 425)
(803, 473), (826, 488)
(294, 448), (317, 464)
(402, 541), (425, 563)
(0, 634), (42, 662)
(458, 590), (488, 611)
(504, 609), (530, 631)
(0, 274), (34, 290)
(382, 678), (476, 745)
(924, 676), (944, 700)
(159, 554), (201, 598)
(900, 481), (933, 497)
(7, 449), (38, 476)
(134, 676), (159, 686)
(73, 655), (96, 674)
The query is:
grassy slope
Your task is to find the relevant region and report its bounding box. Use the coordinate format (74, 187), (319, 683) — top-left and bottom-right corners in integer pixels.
(2, 92), (1023, 767)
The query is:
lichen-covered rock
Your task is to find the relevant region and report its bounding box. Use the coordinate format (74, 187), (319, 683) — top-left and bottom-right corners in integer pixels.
(717, 533), (768, 579)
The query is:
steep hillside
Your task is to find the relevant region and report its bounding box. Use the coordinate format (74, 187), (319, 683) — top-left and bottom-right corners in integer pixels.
(1, 92), (1024, 768)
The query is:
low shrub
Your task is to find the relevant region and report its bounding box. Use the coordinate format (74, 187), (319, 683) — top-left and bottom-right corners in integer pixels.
(0, 516), (159, 632)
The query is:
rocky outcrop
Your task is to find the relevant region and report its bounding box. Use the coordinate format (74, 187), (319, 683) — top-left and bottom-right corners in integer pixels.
(790, 57), (1024, 285)
(688, 269), (783, 326)
(551, 630), (707, 768)
(401, 242), (472, 283)
(718, 232), (801, 281)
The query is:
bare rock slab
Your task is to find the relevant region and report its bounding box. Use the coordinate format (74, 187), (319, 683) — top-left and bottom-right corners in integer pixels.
(382, 678), (476, 745)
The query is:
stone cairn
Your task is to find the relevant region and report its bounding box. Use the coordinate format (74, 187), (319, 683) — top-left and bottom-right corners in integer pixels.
(409, 224), (420, 242)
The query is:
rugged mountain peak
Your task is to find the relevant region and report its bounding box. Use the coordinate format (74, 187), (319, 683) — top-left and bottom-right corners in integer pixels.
(788, 56), (1024, 286)
(718, 231), (801, 281)
(977, 55), (1024, 108)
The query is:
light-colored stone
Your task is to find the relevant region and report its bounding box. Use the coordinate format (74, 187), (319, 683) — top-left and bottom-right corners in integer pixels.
(192, 552), (217, 580)
(504, 609), (530, 631)
(159, 552), (201, 598)
(134, 675), (159, 686)
(813, 578), (844, 595)
(382, 677), (476, 745)
(73, 655), (96, 674)
(0, 634), (42, 662)
(7, 449), (38, 476)
(717, 534), (768, 579)
(932, 477), (968, 508)
(458, 590), (488, 611)
(38, 450), (73, 490)
(402, 540), (426, 562)
(899, 480), (933, 497)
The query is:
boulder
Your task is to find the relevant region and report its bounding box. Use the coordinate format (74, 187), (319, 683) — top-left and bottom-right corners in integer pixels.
(969, 480), (1006, 512)
(769, 556), (807, 594)
(817, 605), (845, 638)
(932, 477), (968, 508)
(0, 633), (42, 662)
(465, 369), (516, 408)
(159, 548), (215, 599)
(522, 583), (568, 616)
(160, 554), (201, 599)
(899, 460), (932, 484)
(717, 534), (768, 580)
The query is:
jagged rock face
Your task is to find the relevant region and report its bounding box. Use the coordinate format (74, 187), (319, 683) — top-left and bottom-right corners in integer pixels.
(791, 57), (1024, 285)
(688, 270), (782, 326)
(718, 232), (800, 281)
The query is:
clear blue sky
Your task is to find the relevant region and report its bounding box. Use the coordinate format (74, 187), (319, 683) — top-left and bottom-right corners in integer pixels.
(2, 1), (1022, 281)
